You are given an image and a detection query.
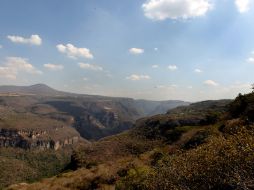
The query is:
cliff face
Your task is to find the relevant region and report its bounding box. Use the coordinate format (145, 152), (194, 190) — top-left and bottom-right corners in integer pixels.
(0, 128), (79, 150)
(0, 86), (189, 141)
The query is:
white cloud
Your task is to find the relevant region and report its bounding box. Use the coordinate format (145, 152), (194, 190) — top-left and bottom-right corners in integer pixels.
(78, 62), (103, 71)
(168, 65), (178, 71)
(203, 80), (219, 86)
(129, 48), (144, 55)
(152, 64), (159, 68)
(0, 57), (42, 80)
(235, 0), (251, 13)
(0, 67), (16, 80)
(57, 44), (93, 59)
(83, 77), (89, 81)
(7, 34), (42, 46)
(247, 57), (254, 63)
(194, 68), (203, 73)
(142, 0), (213, 21)
(0, 45), (2, 48)
(44, 63), (64, 71)
(154, 47), (158, 51)
(5, 57), (42, 74)
(246, 51), (254, 63)
(126, 74), (151, 81)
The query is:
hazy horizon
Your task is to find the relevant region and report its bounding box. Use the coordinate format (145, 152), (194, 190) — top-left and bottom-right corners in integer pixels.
(0, 0), (254, 101)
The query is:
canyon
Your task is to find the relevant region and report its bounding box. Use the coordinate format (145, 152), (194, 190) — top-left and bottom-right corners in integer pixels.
(0, 84), (189, 149)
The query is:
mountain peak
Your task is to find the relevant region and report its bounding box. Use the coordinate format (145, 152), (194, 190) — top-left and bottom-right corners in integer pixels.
(29, 83), (51, 88)
(0, 84), (62, 96)
(28, 84), (55, 90)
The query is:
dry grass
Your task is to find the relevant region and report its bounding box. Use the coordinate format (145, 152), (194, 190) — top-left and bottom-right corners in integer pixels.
(117, 126), (254, 190)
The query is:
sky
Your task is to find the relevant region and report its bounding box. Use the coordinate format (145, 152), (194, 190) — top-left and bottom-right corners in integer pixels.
(0, 0), (254, 101)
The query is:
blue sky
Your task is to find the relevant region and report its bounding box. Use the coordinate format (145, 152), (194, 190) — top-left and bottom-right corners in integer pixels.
(0, 0), (254, 101)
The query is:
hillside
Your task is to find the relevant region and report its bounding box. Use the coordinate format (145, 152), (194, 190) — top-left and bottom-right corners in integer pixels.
(7, 93), (254, 190)
(0, 84), (66, 96)
(0, 84), (189, 140)
(0, 84), (189, 189)
(0, 96), (82, 189)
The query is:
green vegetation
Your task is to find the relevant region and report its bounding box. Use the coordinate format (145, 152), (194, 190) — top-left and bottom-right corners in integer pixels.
(0, 86), (189, 189)
(0, 147), (72, 189)
(117, 127), (254, 189)
(5, 92), (254, 190)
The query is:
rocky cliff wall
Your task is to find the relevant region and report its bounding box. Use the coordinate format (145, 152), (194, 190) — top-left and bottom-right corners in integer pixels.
(0, 128), (79, 150)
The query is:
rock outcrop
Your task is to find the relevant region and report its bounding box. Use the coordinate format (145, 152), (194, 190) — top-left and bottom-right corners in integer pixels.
(0, 128), (79, 150)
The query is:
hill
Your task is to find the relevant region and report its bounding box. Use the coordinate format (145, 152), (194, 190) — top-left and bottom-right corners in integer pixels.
(8, 94), (254, 190)
(0, 84), (65, 96)
(0, 84), (189, 189)
(0, 84), (189, 140)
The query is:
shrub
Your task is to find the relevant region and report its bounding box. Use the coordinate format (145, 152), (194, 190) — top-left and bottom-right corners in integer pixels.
(183, 130), (210, 150)
(151, 129), (254, 189)
(116, 167), (153, 190)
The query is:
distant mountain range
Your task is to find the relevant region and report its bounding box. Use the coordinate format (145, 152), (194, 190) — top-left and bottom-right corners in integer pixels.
(5, 83), (252, 190)
(0, 83), (71, 96)
(0, 83), (190, 116)
(7, 95), (241, 190)
(0, 84), (189, 141)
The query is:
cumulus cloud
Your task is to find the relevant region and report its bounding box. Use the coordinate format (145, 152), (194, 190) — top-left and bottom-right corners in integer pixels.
(194, 68), (203, 73)
(7, 34), (42, 46)
(168, 65), (178, 71)
(0, 57), (42, 80)
(152, 64), (159, 68)
(78, 62), (103, 71)
(129, 48), (144, 55)
(247, 51), (254, 63)
(235, 0), (252, 13)
(142, 0), (213, 21)
(203, 80), (219, 86)
(247, 57), (254, 63)
(5, 57), (42, 74)
(57, 44), (93, 59)
(0, 67), (16, 80)
(126, 74), (151, 81)
(44, 63), (64, 71)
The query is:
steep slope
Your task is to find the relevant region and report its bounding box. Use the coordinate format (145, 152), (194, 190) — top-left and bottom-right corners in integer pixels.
(0, 84), (189, 140)
(0, 84), (64, 96)
(0, 95), (81, 150)
(10, 97), (254, 190)
(0, 96), (82, 189)
(0, 85), (189, 189)
(44, 97), (139, 140)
